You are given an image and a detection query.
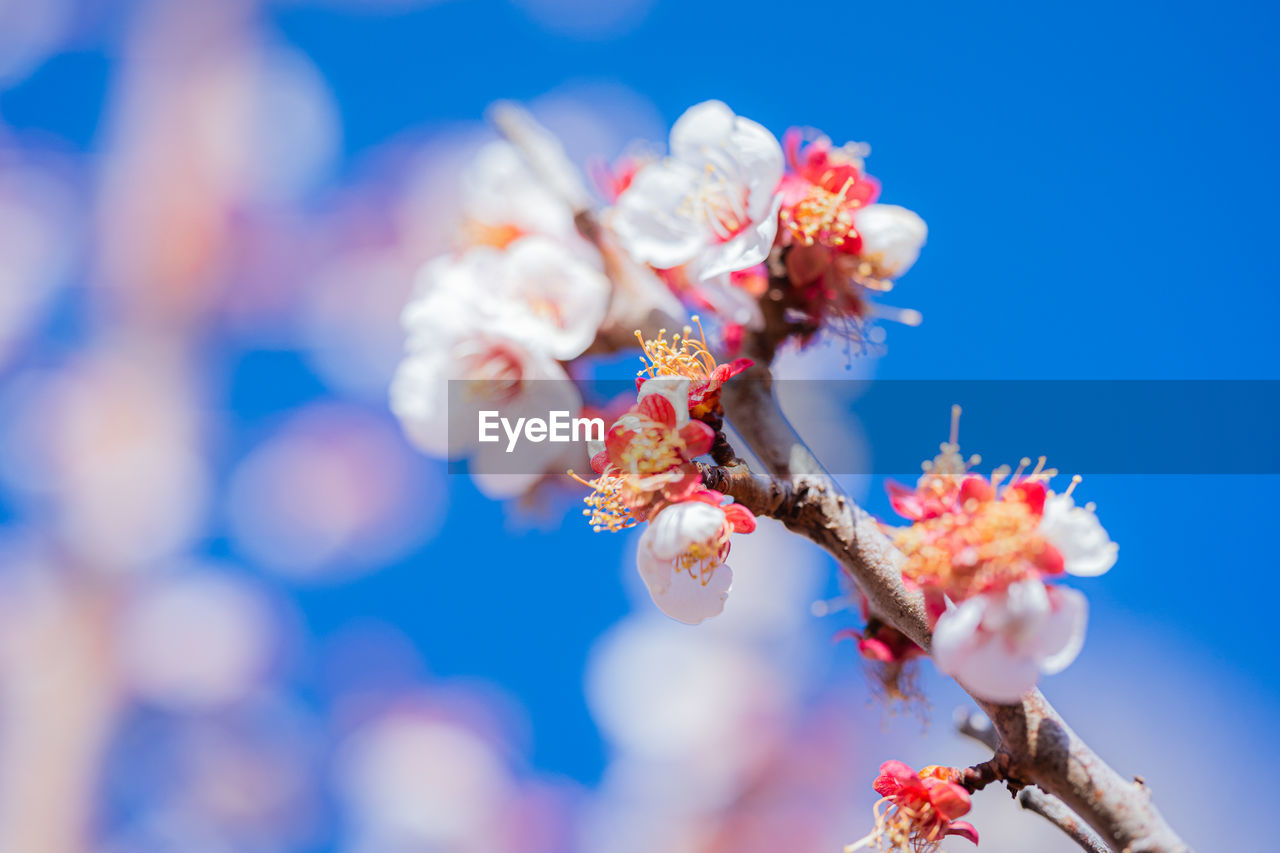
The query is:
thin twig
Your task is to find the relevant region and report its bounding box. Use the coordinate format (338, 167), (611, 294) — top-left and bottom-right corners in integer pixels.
(954, 707), (999, 751)
(1019, 788), (1110, 853)
(955, 707), (1107, 851)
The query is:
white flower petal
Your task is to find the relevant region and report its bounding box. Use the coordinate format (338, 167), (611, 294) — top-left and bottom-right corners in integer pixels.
(1037, 586), (1088, 675)
(930, 594), (988, 673)
(496, 236), (610, 360)
(610, 161), (711, 270)
(695, 192), (782, 281)
(1039, 493), (1118, 577)
(853, 204), (927, 278)
(945, 625), (1042, 703)
(669, 100), (737, 160)
(932, 578), (1088, 703)
(612, 101), (783, 284)
(693, 273), (765, 329)
(462, 140), (578, 243)
(643, 502), (726, 561)
(389, 348), (455, 456)
(636, 502), (734, 625)
(636, 544), (733, 626)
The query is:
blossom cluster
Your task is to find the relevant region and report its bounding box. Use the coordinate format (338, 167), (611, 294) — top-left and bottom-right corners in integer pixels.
(608, 100), (928, 348)
(391, 99), (930, 501)
(388, 100), (932, 625)
(390, 141), (612, 498)
(573, 326), (756, 624)
(883, 410), (1118, 702)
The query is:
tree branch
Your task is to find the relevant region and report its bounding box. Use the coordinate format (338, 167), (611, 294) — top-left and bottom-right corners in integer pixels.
(955, 708), (1110, 853)
(1019, 788), (1110, 853)
(718, 290), (1192, 853)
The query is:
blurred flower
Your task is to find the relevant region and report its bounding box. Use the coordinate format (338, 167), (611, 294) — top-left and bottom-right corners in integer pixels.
(227, 404), (443, 580)
(95, 3), (338, 324)
(0, 151), (77, 369)
(401, 238), (609, 361)
(611, 100), (784, 281)
(297, 248), (419, 401)
(528, 82), (666, 174)
(585, 617), (790, 821)
(390, 272), (582, 498)
(102, 695), (323, 853)
(0, 339), (209, 571)
(119, 570), (278, 711)
(460, 140), (587, 251)
(335, 709), (520, 853)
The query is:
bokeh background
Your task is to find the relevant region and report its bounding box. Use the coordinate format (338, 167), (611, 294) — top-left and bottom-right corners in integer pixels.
(0, 0), (1276, 851)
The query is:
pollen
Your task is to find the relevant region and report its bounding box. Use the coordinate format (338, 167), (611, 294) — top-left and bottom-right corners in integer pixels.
(782, 177), (863, 250)
(890, 407), (1071, 598)
(568, 469), (638, 533)
(635, 317), (719, 382)
(676, 528), (731, 584)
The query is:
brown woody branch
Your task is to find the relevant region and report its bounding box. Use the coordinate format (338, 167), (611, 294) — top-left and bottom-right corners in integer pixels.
(715, 276), (1191, 853)
(1019, 788), (1111, 853)
(956, 709), (1110, 853)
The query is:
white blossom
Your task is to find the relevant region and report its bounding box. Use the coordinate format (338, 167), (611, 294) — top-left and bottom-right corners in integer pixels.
(610, 100), (783, 281)
(1039, 493), (1118, 577)
(852, 203), (927, 278)
(403, 237), (609, 362)
(636, 501), (734, 625)
(461, 139), (582, 246)
(931, 578), (1087, 703)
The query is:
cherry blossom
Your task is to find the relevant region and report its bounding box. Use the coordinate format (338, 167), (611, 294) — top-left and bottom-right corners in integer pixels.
(771, 128), (926, 347)
(403, 238), (609, 362)
(459, 139), (587, 251)
(882, 410), (1116, 700)
(852, 203), (928, 280)
(931, 578), (1087, 703)
(609, 100), (784, 282)
(571, 376), (715, 531)
(847, 760), (978, 852)
(603, 376), (715, 493)
(391, 331), (579, 499)
(635, 490), (755, 624)
(1039, 492), (1118, 577)
(779, 130), (880, 255)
